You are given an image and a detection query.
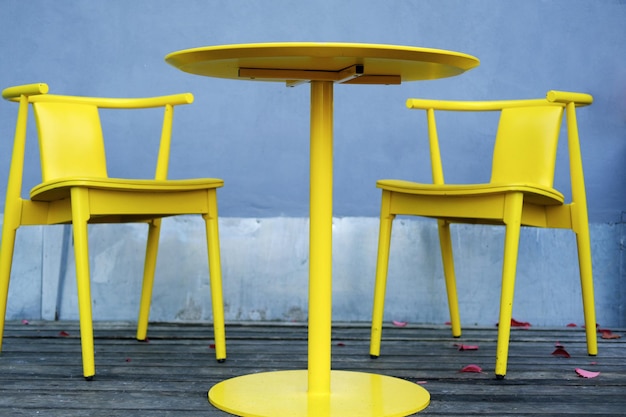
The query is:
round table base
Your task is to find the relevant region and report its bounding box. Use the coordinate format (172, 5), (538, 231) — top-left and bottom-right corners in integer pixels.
(208, 369), (430, 417)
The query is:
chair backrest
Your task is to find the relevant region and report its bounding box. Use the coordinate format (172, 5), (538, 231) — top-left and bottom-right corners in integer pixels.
(490, 105), (564, 188)
(406, 92), (592, 193)
(2, 83), (194, 208)
(33, 101), (109, 182)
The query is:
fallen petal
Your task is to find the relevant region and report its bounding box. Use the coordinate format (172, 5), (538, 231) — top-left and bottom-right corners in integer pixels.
(455, 344), (479, 351)
(575, 368), (600, 378)
(510, 318), (531, 328)
(21, 319), (29, 325)
(497, 318), (531, 328)
(58, 331), (70, 337)
(566, 323), (578, 327)
(554, 341), (564, 348)
(209, 343), (216, 349)
(460, 364), (482, 373)
(601, 331), (621, 339)
(392, 320), (408, 327)
(551, 346), (571, 358)
(125, 358), (132, 363)
(336, 342), (346, 347)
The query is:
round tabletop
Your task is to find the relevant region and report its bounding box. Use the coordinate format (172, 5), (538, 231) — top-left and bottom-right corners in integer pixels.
(165, 42), (479, 84)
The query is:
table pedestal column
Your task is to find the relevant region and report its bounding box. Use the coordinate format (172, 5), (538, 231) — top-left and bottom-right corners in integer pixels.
(207, 81), (430, 417)
(308, 80), (334, 393)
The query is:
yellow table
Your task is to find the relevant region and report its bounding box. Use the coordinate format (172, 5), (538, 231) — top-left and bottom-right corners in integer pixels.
(166, 42), (479, 417)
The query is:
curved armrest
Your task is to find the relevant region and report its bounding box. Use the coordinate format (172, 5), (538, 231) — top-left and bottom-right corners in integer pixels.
(2, 83), (49, 100)
(406, 97), (550, 111)
(27, 92), (194, 108)
(406, 90), (593, 112)
(546, 90), (593, 106)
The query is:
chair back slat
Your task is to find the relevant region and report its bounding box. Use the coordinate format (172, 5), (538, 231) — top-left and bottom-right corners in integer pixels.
(426, 108), (445, 185)
(33, 102), (108, 182)
(491, 106), (563, 187)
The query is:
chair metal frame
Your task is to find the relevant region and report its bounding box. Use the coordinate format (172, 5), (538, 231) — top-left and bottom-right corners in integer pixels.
(0, 83), (226, 379)
(369, 90), (597, 379)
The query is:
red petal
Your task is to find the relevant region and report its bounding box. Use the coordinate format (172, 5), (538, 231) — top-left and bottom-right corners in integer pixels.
(551, 347), (571, 358)
(58, 331), (70, 337)
(497, 318), (531, 328)
(455, 344), (479, 351)
(392, 320), (408, 327)
(575, 368), (600, 378)
(21, 319), (29, 325)
(601, 331), (621, 339)
(566, 323), (578, 327)
(336, 342), (346, 347)
(125, 358), (132, 363)
(460, 364), (482, 373)
(510, 318), (531, 328)
(209, 343), (216, 349)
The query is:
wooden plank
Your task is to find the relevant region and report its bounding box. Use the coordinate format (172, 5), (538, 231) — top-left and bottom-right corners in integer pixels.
(0, 321), (624, 416)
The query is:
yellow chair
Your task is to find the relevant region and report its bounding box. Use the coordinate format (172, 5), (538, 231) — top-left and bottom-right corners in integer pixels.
(0, 83), (226, 379)
(369, 91), (597, 379)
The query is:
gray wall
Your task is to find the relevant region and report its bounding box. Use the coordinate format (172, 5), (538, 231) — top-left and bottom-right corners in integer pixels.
(1, 1), (625, 327)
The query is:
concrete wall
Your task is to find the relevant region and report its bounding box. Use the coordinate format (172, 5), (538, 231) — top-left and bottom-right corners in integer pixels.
(4, 217), (625, 327)
(1, 1), (625, 327)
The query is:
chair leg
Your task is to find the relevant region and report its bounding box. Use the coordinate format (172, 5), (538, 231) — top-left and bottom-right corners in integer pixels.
(495, 193), (524, 379)
(70, 188), (96, 379)
(574, 218), (598, 356)
(565, 101), (598, 357)
(204, 189), (226, 362)
(136, 219), (161, 341)
(0, 222), (18, 353)
(437, 220), (461, 338)
(370, 191), (395, 358)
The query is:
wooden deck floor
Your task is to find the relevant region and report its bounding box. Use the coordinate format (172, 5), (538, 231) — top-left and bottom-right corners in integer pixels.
(0, 320), (624, 416)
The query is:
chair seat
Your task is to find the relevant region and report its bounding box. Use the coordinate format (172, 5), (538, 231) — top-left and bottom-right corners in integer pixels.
(30, 177), (224, 201)
(376, 179), (564, 206)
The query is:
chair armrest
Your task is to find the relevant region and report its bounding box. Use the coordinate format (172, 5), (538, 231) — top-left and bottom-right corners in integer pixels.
(2, 83), (49, 100)
(546, 90), (593, 106)
(405, 97), (550, 111)
(406, 90), (593, 112)
(28, 92), (194, 109)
